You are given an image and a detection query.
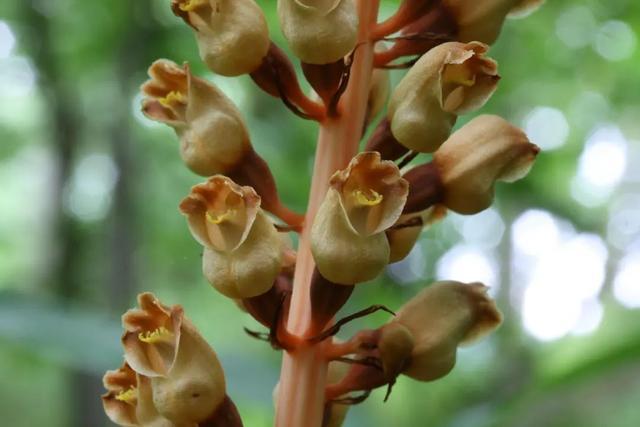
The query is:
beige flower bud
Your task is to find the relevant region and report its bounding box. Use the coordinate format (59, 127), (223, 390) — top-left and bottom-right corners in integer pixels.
(141, 59), (251, 176)
(121, 293), (226, 424)
(433, 115), (540, 214)
(180, 176), (284, 298)
(382, 281), (502, 382)
(277, 0), (359, 64)
(443, 0), (545, 44)
(311, 152), (408, 284)
(102, 363), (177, 427)
(171, 0), (270, 76)
(388, 41), (499, 153)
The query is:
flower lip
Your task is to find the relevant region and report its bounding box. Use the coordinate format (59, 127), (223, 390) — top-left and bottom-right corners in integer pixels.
(102, 362), (139, 426)
(440, 41), (499, 114)
(179, 175), (261, 252)
(121, 293), (184, 377)
(330, 151), (409, 236)
(141, 59), (189, 125)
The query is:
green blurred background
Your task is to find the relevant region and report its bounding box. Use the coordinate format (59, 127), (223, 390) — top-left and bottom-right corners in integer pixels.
(1, 0), (639, 426)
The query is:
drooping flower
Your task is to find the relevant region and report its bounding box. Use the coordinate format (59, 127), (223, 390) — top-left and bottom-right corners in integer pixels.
(277, 0), (359, 64)
(179, 176), (284, 299)
(141, 59), (251, 176)
(378, 281), (502, 381)
(388, 41), (499, 153)
(121, 293), (227, 425)
(171, 0), (270, 76)
(433, 114), (540, 214)
(311, 152), (408, 284)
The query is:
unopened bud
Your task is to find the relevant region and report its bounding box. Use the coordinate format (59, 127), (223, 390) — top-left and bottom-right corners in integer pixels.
(180, 176), (284, 299)
(141, 60), (251, 176)
(171, 0), (270, 76)
(277, 0), (359, 64)
(382, 281), (502, 381)
(433, 115), (540, 214)
(311, 152), (408, 284)
(121, 293), (227, 425)
(388, 41), (499, 153)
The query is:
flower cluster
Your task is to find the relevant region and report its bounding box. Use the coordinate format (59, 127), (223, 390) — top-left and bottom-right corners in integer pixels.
(104, 1), (545, 426)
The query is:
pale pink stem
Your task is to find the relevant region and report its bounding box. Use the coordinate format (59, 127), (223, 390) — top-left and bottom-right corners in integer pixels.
(274, 2), (380, 427)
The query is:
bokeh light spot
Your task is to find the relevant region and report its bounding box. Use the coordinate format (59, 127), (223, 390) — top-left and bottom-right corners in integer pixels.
(594, 20), (637, 61)
(524, 106), (570, 151)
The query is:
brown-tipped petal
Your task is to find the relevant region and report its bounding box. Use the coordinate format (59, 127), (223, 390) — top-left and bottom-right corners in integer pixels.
(277, 0), (359, 64)
(202, 211), (284, 299)
(122, 293), (183, 378)
(310, 269), (354, 333)
(302, 59), (347, 108)
(179, 176), (261, 252)
(364, 119), (410, 162)
(241, 271), (292, 328)
(172, 0), (270, 76)
(330, 152), (409, 236)
(388, 41), (499, 153)
(433, 115), (540, 215)
(392, 281), (502, 381)
(402, 162), (445, 214)
(102, 363), (139, 427)
(151, 320), (226, 424)
(311, 188), (391, 285)
(250, 42), (326, 120)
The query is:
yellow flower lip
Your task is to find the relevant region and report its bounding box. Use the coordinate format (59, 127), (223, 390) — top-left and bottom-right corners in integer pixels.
(206, 209), (236, 225)
(354, 189), (384, 206)
(115, 387), (138, 405)
(137, 326), (174, 344)
(179, 0), (208, 12)
(159, 90), (187, 108)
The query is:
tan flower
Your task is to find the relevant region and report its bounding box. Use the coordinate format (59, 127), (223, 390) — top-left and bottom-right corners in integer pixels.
(433, 114), (540, 214)
(141, 59), (251, 176)
(388, 41), (499, 153)
(121, 293), (226, 425)
(171, 0), (270, 76)
(311, 152), (408, 284)
(379, 281), (502, 381)
(442, 0), (545, 45)
(277, 0), (359, 64)
(180, 176), (284, 298)
(102, 363), (178, 427)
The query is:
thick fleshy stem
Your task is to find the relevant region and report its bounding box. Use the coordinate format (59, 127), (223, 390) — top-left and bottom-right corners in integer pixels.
(274, 2), (380, 427)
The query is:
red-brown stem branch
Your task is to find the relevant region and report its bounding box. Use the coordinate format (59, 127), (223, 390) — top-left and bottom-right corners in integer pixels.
(274, 2), (380, 426)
